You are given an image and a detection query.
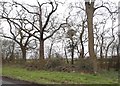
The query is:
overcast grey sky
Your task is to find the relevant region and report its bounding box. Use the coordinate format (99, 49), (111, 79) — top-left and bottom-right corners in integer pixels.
(0, 0), (119, 58)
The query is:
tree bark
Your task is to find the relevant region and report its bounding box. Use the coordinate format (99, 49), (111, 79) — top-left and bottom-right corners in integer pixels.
(48, 42), (54, 58)
(21, 46), (26, 62)
(71, 39), (74, 65)
(85, 1), (98, 73)
(100, 35), (104, 59)
(80, 21), (85, 58)
(105, 36), (115, 59)
(64, 47), (69, 64)
(39, 39), (44, 62)
(117, 35), (120, 71)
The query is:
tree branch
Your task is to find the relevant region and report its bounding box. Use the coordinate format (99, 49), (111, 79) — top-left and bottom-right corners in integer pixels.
(94, 5), (116, 15)
(13, 1), (39, 15)
(42, 2), (58, 30)
(44, 23), (67, 40)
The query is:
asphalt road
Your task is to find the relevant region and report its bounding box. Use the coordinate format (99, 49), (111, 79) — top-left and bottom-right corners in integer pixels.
(2, 80), (15, 84)
(1, 76), (52, 86)
(1, 76), (41, 86)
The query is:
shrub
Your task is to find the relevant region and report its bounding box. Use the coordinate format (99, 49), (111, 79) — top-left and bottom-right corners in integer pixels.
(45, 57), (64, 71)
(75, 58), (94, 73)
(25, 60), (47, 70)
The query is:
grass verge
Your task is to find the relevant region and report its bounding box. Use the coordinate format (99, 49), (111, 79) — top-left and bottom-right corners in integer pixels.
(2, 64), (119, 84)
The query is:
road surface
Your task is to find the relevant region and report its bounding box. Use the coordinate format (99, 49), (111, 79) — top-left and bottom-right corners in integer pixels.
(1, 76), (43, 86)
(2, 80), (15, 84)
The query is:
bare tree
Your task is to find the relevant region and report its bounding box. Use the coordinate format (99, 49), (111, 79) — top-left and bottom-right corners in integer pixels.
(85, 0), (118, 73)
(1, 39), (15, 61)
(48, 37), (56, 59)
(105, 24), (115, 58)
(0, 1), (67, 64)
(2, 19), (33, 61)
(85, 0), (98, 73)
(0, 1), (36, 61)
(66, 29), (78, 64)
(79, 20), (86, 58)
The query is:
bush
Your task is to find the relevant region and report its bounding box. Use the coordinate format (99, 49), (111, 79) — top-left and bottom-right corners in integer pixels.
(45, 57), (64, 71)
(25, 60), (47, 70)
(75, 58), (94, 73)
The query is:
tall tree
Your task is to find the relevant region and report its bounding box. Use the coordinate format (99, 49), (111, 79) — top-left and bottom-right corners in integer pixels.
(2, 20), (32, 61)
(66, 29), (77, 64)
(0, 2), (35, 61)
(85, 0), (118, 73)
(0, 1), (67, 64)
(79, 20), (86, 58)
(85, 0), (97, 73)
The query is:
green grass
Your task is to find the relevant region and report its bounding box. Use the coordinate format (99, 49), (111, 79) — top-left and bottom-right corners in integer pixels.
(2, 65), (119, 84)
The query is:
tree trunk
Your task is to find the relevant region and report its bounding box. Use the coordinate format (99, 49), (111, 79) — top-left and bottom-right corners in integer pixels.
(39, 39), (44, 62)
(48, 42), (54, 58)
(105, 36), (115, 70)
(77, 46), (80, 58)
(100, 35), (104, 59)
(105, 36), (115, 58)
(64, 48), (69, 64)
(39, 6), (45, 64)
(21, 46), (26, 62)
(71, 39), (74, 65)
(116, 35), (120, 71)
(80, 42), (84, 58)
(71, 48), (74, 65)
(80, 21), (85, 58)
(85, 1), (98, 73)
